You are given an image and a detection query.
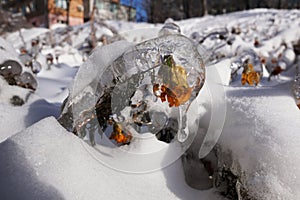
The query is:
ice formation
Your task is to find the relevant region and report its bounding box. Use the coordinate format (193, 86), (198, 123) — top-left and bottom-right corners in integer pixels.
(60, 34), (206, 146)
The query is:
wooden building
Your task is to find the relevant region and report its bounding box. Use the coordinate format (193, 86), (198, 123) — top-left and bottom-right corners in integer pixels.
(48, 0), (84, 27)
(92, 0), (136, 21)
(2, 0), (136, 28)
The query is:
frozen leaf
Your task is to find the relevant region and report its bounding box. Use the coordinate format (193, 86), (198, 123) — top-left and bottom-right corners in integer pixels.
(60, 34), (205, 146)
(241, 63), (261, 86)
(109, 123), (132, 145)
(153, 55), (193, 107)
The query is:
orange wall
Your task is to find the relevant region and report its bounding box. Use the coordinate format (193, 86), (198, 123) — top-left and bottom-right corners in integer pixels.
(48, 0), (84, 25)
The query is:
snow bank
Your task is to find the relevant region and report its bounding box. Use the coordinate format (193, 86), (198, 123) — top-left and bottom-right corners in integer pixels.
(0, 103), (27, 143)
(0, 72), (61, 142)
(36, 63), (78, 103)
(218, 82), (300, 199)
(0, 37), (22, 64)
(5, 28), (49, 49)
(0, 95), (60, 143)
(0, 117), (222, 200)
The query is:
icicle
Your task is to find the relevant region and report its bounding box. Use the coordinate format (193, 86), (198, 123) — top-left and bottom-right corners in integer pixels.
(177, 106), (188, 142)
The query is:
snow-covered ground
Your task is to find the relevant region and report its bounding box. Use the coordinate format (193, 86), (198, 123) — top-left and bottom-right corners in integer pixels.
(1, 9), (300, 200)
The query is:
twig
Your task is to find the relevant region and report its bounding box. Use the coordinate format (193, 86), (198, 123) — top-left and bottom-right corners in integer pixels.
(18, 29), (26, 47)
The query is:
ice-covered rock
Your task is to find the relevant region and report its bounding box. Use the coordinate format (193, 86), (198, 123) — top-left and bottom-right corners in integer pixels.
(0, 60), (22, 83)
(0, 37), (38, 91)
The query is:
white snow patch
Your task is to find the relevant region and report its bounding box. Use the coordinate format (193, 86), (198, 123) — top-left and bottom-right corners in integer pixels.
(0, 117), (222, 200)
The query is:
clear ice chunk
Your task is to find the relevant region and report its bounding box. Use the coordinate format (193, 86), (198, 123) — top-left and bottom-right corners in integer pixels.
(158, 20), (181, 37)
(60, 34), (205, 145)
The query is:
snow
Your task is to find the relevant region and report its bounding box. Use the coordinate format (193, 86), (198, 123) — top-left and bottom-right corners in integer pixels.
(0, 37), (22, 65)
(0, 117), (222, 200)
(5, 27), (49, 49)
(219, 82), (300, 199)
(0, 94), (60, 143)
(0, 8), (300, 200)
(36, 63), (78, 103)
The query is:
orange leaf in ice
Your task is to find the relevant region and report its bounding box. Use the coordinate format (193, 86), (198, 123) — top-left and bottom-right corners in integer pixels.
(153, 55), (193, 107)
(109, 123), (132, 145)
(241, 63), (261, 86)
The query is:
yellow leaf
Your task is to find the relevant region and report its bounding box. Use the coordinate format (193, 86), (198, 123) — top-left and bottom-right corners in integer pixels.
(154, 55), (193, 107)
(241, 63), (261, 86)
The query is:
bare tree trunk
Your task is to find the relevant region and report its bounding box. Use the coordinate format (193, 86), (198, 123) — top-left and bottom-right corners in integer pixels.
(246, 0), (251, 9)
(183, 0), (190, 18)
(90, 4), (96, 49)
(44, 0), (49, 28)
(18, 30), (26, 48)
(282, 0), (288, 9)
(128, 0), (133, 21)
(83, 0), (90, 22)
(66, 0), (70, 26)
(142, 0), (150, 22)
(202, 0), (208, 16)
(278, 0), (282, 9)
(149, 0), (154, 23)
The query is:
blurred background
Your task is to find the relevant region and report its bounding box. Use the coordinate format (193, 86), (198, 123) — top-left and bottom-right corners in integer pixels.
(1, 0), (300, 30)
